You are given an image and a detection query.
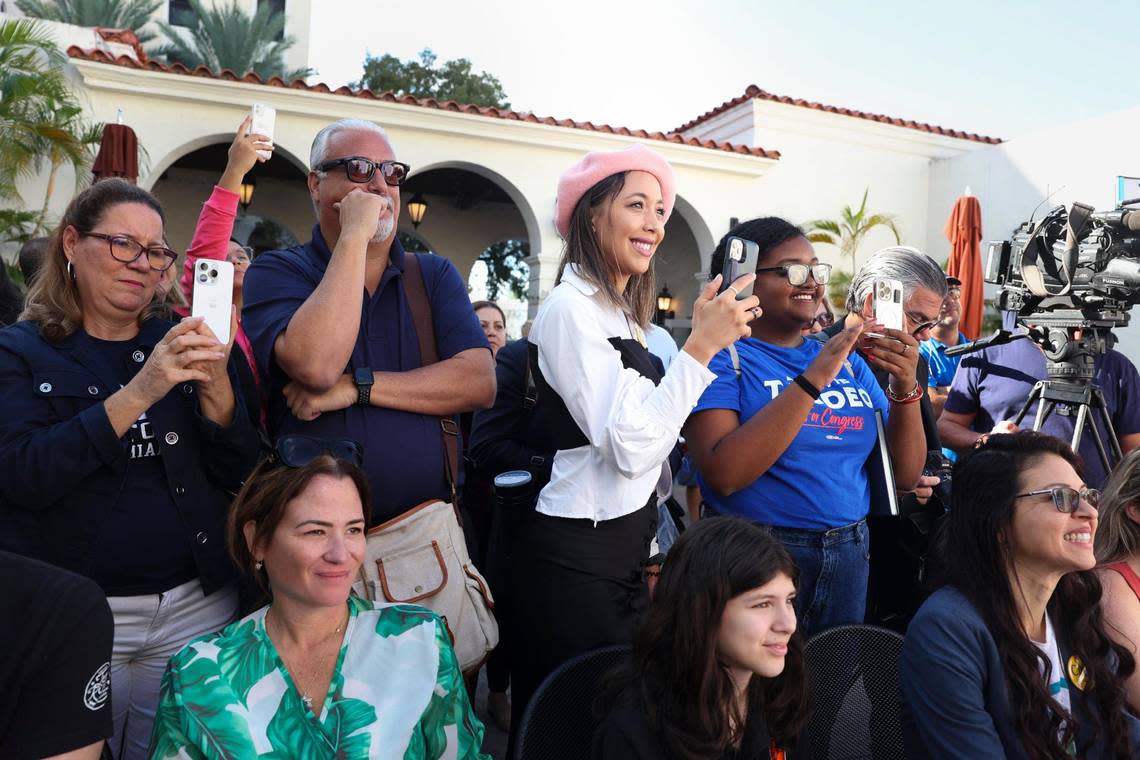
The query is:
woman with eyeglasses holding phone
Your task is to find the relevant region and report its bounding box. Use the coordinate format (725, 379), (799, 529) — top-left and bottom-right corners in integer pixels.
(176, 116), (272, 430)
(901, 432), (1138, 759)
(149, 437), (490, 759)
(683, 217), (926, 638)
(0, 179), (259, 758)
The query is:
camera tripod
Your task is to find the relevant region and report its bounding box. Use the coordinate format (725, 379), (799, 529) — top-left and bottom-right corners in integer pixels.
(1012, 378), (1121, 475)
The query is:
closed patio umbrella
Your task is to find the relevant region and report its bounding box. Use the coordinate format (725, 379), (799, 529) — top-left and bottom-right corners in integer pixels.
(92, 123), (139, 183)
(944, 195), (984, 340)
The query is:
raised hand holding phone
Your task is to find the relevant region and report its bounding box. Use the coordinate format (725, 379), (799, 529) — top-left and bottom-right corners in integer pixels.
(719, 236), (760, 300)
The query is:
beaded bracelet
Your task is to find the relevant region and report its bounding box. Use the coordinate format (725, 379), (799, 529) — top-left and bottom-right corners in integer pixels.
(886, 381), (924, 405)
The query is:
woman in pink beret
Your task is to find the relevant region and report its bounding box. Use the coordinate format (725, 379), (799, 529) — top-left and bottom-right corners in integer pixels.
(509, 143), (760, 744)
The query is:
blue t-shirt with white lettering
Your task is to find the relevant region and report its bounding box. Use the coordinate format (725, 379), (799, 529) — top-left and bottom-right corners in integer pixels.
(693, 337), (888, 530)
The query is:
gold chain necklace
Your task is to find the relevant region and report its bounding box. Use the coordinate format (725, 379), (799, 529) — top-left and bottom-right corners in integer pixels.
(265, 607), (348, 711)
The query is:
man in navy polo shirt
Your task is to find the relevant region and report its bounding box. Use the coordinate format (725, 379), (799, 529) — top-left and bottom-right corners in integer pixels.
(242, 119), (495, 521)
(938, 311), (1140, 488)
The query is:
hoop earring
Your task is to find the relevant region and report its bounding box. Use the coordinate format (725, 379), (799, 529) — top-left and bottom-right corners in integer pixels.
(66, 261), (75, 281)
(255, 560), (263, 571)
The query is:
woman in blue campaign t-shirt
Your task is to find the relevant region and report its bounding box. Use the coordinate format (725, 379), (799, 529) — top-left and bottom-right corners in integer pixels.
(684, 218), (927, 636)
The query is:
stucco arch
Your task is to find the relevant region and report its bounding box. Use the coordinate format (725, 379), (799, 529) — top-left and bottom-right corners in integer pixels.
(409, 161), (541, 255)
(671, 193), (716, 275)
(142, 134), (309, 191)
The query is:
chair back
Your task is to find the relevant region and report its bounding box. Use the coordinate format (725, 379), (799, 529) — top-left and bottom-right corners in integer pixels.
(801, 624), (905, 760)
(514, 644), (631, 760)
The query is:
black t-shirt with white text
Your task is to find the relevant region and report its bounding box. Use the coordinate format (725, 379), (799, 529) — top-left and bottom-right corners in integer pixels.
(0, 551), (113, 758)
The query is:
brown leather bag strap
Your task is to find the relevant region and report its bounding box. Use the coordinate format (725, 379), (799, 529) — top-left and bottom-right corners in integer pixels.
(401, 253), (460, 504)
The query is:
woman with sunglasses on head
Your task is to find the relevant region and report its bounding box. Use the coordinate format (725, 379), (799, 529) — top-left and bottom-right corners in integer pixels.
(1094, 448), (1140, 713)
(594, 516), (807, 760)
(683, 217), (926, 639)
(176, 117), (273, 431)
(0, 179), (259, 759)
(149, 438), (490, 759)
(901, 432), (1139, 759)
(513, 144), (758, 743)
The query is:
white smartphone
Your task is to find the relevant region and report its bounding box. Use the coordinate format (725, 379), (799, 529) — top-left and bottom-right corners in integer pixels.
(249, 103), (276, 161)
(872, 277), (904, 333)
(191, 259), (234, 345)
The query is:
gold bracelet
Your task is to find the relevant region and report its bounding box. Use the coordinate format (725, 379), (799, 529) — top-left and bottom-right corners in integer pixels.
(886, 381), (923, 404)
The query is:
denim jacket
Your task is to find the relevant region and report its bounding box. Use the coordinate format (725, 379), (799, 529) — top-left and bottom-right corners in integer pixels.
(0, 319), (260, 595)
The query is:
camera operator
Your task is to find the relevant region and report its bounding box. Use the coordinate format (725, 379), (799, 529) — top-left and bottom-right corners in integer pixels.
(937, 311), (1140, 488)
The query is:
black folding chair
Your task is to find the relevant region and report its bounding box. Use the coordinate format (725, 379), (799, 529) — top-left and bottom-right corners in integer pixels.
(513, 644), (631, 760)
(800, 624), (906, 760)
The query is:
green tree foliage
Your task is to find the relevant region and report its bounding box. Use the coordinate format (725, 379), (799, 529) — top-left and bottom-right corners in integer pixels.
(804, 188), (901, 276)
(479, 240), (529, 301)
(353, 48), (510, 109)
(151, 0), (313, 81)
(15, 0), (162, 44)
(0, 18), (102, 239)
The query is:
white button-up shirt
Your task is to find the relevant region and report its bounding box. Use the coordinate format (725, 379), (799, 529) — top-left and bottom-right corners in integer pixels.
(528, 266), (715, 523)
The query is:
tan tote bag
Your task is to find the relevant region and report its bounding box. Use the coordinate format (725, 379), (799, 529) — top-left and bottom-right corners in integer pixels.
(352, 252), (498, 672)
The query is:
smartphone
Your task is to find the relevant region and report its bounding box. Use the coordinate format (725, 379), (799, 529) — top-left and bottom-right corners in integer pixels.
(719, 236), (759, 300)
(872, 277), (904, 333)
(191, 260), (234, 345)
(249, 104), (276, 161)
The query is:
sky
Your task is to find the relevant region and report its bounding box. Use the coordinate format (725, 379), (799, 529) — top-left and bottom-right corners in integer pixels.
(308, 0), (1140, 143)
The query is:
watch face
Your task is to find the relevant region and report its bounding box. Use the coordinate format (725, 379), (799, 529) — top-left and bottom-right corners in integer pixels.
(354, 368), (372, 385)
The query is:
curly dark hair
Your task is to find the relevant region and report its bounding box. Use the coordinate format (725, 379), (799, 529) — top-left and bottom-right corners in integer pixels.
(709, 216), (805, 280)
(934, 431), (1135, 759)
(600, 516), (808, 757)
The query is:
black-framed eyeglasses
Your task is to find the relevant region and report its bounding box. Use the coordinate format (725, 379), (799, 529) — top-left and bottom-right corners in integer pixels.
(315, 156), (410, 186)
(1015, 486), (1100, 513)
(906, 311), (939, 337)
(756, 263), (832, 286)
(270, 435), (364, 469)
(79, 231), (178, 272)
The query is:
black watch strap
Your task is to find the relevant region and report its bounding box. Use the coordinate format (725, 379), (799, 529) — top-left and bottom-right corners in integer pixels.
(354, 367), (373, 407)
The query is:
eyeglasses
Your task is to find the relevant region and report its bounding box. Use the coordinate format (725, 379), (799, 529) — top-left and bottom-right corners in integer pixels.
(271, 435), (364, 469)
(906, 311), (939, 337)
(755, 263), (833, 286)
(228, 246), (253, 266)
(947, 287), (962, 298)
(809, 311), (835, 329)
(1014, 486), (1100, 513)
(315, 156), (410, 186)
(80, 231), (178, 272)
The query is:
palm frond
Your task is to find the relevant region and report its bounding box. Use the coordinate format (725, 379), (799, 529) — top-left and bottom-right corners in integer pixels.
(806, 232), (839, 246)
(802, 219), (842, 237)
(864, 213), (902, 243)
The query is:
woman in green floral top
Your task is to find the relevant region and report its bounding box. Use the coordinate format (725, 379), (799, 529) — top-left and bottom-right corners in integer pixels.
(149, 439), (489, 759)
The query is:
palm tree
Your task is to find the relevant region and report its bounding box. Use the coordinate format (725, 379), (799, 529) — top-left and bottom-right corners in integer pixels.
(15, 0), (162, 44)
(152, 0), (313, 81)
(0, 18), (103, 235)
(804, 188), (902, 276)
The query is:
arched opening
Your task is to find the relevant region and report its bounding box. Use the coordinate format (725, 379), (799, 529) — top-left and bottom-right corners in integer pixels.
(398, 164), (536, 338)
(651, 193), (709, 345)
(149, 140), (310, 253)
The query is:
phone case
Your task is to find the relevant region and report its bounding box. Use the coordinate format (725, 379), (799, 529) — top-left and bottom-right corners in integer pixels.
(720, 237), (760, 300)
(191, 260), (234, 345)
(249, 104), (276, 160)
(873, 278), (904, 331)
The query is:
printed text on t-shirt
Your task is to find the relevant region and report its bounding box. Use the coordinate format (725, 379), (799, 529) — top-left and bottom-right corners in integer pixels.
(764, 376), (873, 438)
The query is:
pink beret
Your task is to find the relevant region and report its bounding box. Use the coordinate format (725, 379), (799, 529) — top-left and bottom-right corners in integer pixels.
(555, 144), (676, 238)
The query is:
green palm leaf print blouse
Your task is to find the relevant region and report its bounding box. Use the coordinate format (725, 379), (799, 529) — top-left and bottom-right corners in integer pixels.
(149, 596), (489, 759)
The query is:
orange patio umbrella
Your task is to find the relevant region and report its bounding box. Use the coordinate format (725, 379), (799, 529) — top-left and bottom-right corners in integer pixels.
(944, 195), (984, 340)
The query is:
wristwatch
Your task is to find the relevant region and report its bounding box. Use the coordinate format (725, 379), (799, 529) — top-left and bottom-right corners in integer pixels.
(353, 367), (374, 407)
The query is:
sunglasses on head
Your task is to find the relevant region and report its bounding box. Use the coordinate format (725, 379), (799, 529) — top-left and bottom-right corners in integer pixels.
(269, 435), (364, 469)
(315, 156), (410, 186)
(755, 262), (833, 286)
(1015, 485), (1099, 513)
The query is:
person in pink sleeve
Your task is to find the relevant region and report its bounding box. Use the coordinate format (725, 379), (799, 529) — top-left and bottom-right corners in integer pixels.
(178, 117), (272, 431)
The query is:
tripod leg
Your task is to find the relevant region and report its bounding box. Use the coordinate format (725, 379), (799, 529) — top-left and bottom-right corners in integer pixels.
(1072, 403), (1088, 452)
(1014, 382), (1044, 428)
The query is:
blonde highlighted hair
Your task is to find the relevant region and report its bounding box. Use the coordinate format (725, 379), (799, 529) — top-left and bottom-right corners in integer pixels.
(1094, 448), (1140, 564)
(22, 178), (166, 341)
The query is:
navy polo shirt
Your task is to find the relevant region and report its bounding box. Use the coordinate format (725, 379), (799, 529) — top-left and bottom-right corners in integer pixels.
(242, 226), (490, 521)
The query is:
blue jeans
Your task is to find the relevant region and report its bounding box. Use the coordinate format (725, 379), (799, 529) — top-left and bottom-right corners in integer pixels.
(768, 520), (870, 640)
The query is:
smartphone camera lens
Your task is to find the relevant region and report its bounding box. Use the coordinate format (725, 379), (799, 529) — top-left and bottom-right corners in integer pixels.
(197, 274), (207, 283)
(209, 269), (218, 278)
(199, 262), (208, 270)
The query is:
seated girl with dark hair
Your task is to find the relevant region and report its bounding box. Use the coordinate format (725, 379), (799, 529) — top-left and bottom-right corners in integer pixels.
(901, 431), (1140, 759)
(594, 516), (807, 759)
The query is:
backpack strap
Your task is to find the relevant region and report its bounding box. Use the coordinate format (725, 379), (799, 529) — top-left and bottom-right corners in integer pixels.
(401, 253), (459, 506)
(728, 343), (741, 379)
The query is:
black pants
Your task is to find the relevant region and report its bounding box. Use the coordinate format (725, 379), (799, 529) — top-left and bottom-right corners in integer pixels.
(508, 498), (656, 755)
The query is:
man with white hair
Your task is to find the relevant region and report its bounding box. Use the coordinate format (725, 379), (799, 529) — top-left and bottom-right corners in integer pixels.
(242, 119), (495, 522)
